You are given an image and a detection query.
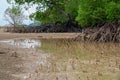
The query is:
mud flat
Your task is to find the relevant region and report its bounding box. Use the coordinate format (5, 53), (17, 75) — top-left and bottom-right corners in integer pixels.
(0, 38), (43, 80)
(0, 32), (120, 80)
(0, 32), (82, 40)
(0, 32), (82, 80)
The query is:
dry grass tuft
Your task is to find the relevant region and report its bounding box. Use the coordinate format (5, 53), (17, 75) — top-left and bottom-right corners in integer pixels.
(35, 39), (120, 80)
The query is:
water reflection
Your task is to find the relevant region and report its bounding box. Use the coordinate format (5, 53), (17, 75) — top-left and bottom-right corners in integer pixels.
(0, 38), (41, 48)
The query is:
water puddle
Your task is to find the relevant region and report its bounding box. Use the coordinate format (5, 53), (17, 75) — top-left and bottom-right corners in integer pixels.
(0, 38), (41, 48)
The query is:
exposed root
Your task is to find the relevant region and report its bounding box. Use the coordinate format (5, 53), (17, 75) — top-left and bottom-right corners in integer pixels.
(89, 22), (120, 42)
(74, 22), (120, 42)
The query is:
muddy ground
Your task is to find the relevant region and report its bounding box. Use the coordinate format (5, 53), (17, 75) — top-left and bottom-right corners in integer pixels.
(0, 31), (120, 80)
(0, 32), (81, 80)
(0, 32), (81, 40)
(0, 41), (45, 80)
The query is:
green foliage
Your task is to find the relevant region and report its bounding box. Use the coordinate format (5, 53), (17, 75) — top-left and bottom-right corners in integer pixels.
(65, 0), (80, 20)
(11, 6), (21, 15)
(7, 0), (120, 27)
(30, 8), (66, 23)
(105, 1), (120, 20)
(76, 0), (120, 27)
(76, 0), (106, 27)
(8, 0), (79, 24)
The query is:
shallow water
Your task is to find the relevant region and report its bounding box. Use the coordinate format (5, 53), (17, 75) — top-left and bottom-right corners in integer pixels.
(0, 38), (41, 48)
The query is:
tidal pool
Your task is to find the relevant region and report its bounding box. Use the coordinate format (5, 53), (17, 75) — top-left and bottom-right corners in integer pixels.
(0, 38), (41, 48)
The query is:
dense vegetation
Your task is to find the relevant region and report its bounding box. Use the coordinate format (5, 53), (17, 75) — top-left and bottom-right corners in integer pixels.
(7, 0), (120, 27)
(77, 0), (120, 27)
(7, 0), (120, 42)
